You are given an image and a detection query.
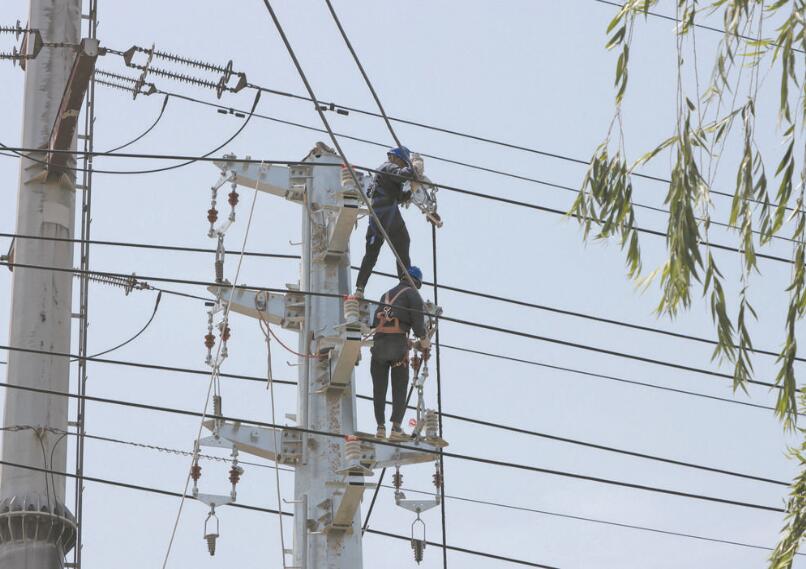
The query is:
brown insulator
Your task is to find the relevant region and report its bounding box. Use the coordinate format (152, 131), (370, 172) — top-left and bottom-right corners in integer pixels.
(190, 464), (202, 482)
(227, 190), (239, 207)
(222, 325), (231, 342)
(432, 470), (443, 490)
(204, 333), (215, 349)
(228, 465), (242, 485)
(206, 533), (217, 556)
(207, 207), (218, 223)
(392, 470), (403, 490)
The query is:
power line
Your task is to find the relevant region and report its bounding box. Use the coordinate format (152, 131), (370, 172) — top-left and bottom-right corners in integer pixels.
(5, 230), (802, 364)
(257, 0), (420, 294)
(103, 94), (170, 153)
(592, 0), (806, 55)
(232, 58), (787, 211)
(0, 94), (261, 177)
(0, 259), (791, 392)
(0, 144), (796, 267)
(0, 377), (786, 513)
(439, 344), (785, 414)
(81, 290), (162, 359)
(119, 83), (798, 247)
(0, 457), (550, 569)
(80, 428), (795, 555)
(0, 341), (791, 486)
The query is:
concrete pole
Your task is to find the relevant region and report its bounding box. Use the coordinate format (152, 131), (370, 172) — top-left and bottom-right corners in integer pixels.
(293, 153), (363, 569)
(0, 1), (81, 567)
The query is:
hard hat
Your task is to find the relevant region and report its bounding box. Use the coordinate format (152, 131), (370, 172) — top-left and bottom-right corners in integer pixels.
(407, 265), (423, 283)
(387, 146), (412, 167)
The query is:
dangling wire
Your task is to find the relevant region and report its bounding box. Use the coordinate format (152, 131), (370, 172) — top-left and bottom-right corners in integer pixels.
(256, 293), (288, 568)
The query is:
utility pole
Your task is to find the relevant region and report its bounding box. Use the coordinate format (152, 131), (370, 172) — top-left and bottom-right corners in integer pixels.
(205, 145), (441, 569)
(0, 1), (82, 567)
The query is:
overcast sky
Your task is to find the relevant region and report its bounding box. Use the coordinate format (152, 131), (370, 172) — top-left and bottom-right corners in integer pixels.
(1, 1), (804, 568)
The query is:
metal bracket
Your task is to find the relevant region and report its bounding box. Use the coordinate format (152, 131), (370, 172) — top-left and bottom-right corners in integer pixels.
(325, 476), (369, 533)
(340, 436), (440, 472)
(321, 189), (360, 260)
(395, 492), (441, 515)
(204, 421), (302, 465)
(214, 154), (300, 201)
(208, 285), (304, 330)
(315, 323), (363, 391)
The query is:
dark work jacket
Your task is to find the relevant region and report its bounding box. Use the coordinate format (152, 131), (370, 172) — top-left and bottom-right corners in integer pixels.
(367, 161), (415, 243)
(372, 282), (426, 338)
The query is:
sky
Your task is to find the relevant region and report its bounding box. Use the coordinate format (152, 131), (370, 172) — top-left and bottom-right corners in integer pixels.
(1, 1), (805, 568)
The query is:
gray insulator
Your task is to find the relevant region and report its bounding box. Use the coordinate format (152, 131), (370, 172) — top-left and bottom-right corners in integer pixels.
(411, 539), (425, 564)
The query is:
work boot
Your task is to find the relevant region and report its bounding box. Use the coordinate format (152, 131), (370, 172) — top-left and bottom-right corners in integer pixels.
(375, 424), (386, 439)
(389, 424), (410, 442)
(354, 287), (364, 299)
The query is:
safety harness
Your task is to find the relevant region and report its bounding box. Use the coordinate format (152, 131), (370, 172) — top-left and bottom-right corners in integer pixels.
(375, 286), (412, 335)
(375, 286), (414, 368)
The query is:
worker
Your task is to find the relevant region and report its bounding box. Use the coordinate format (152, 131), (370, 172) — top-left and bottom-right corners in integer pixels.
(354, 146), (416, 298)
(370, 266), (430, 441)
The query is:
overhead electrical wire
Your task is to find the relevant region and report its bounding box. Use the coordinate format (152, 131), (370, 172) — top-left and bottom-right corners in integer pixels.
(98, 81), (799, 247)
(0, 92), (260, 177)
(103, 94), (170, 153)
(1, 230), (801, 366)
(256, 0), (420, 292)
(438, 343), (785, 413)
(77, 428), (797, 556)
(0, 145), (796, 267)
(0, 8), (796, 565)
(0, 378), (786, 513)
(0, 259), (793, 393)
(0, 458), (550, 569)
(592, 0), (806, 55)
(0, 341), (791, 485)
(77, 291), (162, 360)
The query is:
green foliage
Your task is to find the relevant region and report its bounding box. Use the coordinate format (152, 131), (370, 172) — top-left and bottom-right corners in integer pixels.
(573, 1), (806, 562)
(769, 421), (806, 569)
(571, 145), (642, 278)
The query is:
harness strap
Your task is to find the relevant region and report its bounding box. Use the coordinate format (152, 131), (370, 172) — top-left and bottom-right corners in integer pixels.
(376, 286), (413, 335)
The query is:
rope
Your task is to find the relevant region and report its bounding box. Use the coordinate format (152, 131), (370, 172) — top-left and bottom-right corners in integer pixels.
(257, 303), (288, 568)
(160, 165), (262, 569)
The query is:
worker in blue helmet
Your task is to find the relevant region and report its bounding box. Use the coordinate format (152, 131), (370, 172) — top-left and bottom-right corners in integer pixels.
(354, 146), (416, 297)
(369, 266), (429, 441)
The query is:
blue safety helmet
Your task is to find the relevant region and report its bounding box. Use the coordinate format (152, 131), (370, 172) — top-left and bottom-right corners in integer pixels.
(387, 146), (412, 167)
(407, 265), (423, 286)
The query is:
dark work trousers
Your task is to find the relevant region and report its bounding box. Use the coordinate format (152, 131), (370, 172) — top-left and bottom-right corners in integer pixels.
(370, 333), (409, 426)
(355, 205), (411, 291)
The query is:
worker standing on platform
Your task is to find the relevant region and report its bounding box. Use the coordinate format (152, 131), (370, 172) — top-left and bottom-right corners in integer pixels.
(354, 146), (416, 298)
(370, 266), (430, 441)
